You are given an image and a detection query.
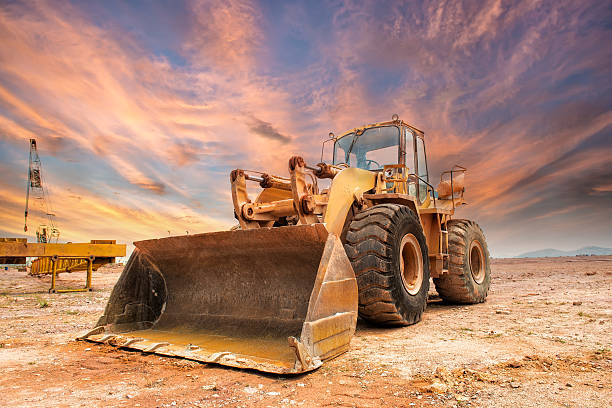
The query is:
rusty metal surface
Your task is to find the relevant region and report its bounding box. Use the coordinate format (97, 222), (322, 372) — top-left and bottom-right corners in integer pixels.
(437, 172), (465, 198)
(83, 224), (357, 374)
(260, 174), (292, 190)
(311, 162), (342, 179)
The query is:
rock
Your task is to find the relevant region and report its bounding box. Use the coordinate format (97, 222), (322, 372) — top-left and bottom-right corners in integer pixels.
(297, 383), (305, 387)
(126, 394), (134, 399)
(566, 383), (572, 387)
(585, 271), (596, 276)
(266, 391), (280, 396)
(510, 382), (520, 389)
(201, 384), (217, 391)
(243, 386), (258, 394)
(435, 366), (452, 381)
(495, 310), (511, 315)
(572, 301), (582, 306)
(426, 381), (448, 394)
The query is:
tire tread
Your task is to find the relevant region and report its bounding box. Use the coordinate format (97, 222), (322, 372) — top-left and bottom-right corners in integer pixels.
(345, 204), (428, 326)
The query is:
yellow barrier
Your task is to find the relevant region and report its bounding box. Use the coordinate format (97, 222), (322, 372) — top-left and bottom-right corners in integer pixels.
(0, 239), (126, 293)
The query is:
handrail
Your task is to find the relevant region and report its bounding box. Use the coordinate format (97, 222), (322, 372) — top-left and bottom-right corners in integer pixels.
(439, 165), (466, 211)
(411, 174), (437, 207)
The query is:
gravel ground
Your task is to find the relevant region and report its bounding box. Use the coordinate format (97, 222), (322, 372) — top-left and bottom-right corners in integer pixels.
(0, 256), (610, 407)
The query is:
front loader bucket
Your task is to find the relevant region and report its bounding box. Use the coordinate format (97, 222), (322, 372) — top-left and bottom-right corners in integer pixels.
(80, 224), (357, 374)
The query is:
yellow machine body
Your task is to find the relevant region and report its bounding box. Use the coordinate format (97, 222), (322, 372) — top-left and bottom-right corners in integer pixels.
(84, 117), (475, 374)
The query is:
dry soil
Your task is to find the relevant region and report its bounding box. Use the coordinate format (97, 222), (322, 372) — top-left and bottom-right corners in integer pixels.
(0, 256), (610, 408)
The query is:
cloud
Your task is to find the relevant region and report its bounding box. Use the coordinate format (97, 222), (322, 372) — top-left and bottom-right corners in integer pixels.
(185, 0), (263, 71)
(166, 139), (203, 167)
(247, 116), (291, 143)
(0, 0), (300, 188)
(0, 182), (226, 244)
(0, 0), (609, 258)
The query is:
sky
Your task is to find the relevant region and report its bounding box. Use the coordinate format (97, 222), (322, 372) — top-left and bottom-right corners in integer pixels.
(0, 0), (610, 258)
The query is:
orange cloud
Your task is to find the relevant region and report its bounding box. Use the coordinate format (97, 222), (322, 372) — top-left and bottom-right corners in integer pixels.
(0, 179), (228, 247)
(0, 0), (610, 259)
(186, 0), (263, 71)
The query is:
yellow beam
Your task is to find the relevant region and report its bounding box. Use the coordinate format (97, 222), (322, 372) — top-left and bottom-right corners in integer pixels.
(324, 167), (377, 236)
(0, 242), (126, 258)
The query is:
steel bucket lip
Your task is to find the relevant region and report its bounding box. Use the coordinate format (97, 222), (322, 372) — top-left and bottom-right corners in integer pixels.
(86, 224), (357, 374)
(134, 223), (330, 247)
(79, 324), (330, 374)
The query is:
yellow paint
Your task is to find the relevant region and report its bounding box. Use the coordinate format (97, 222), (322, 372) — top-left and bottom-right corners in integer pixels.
(256, 187), (292, 203)
(335, 118), (424, 143)
(0, 242), (126, 257)
(323, 167), (377, 236)
(124, 328), (297, 369)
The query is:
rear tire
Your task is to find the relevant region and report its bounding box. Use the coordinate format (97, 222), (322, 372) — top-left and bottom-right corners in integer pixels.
(344, 204), (429, 326)
(434, 219), (491, 303)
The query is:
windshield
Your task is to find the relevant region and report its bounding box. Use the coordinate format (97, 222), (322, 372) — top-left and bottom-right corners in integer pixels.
(333, 126), (400, 170)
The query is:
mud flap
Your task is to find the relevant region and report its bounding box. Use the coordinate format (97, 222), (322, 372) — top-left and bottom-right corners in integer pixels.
(79, 224), (357, 374)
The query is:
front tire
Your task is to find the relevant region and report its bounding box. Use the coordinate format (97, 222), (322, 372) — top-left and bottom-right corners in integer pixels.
(433, 219), (491, 303)
(344, 204), (430, 326)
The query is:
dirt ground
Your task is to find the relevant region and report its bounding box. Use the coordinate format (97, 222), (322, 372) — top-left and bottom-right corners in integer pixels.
(0, 256), (610, 408)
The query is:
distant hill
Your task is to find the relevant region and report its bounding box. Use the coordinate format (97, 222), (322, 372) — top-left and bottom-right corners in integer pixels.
(517, 246), (612, 258)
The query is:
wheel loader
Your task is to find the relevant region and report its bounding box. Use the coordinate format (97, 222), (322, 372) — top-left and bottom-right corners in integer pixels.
(80, 115), (491, 374)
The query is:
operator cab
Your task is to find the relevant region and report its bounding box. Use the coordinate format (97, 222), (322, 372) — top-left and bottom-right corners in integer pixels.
(333, 126), (399, 171)
(332, 117), (430, 203)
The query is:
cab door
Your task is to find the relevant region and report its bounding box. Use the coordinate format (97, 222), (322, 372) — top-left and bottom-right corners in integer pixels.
(403, 127), (416, 197)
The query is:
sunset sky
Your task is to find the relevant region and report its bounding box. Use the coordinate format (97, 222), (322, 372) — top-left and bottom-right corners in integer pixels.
(0, 0), (610, 258)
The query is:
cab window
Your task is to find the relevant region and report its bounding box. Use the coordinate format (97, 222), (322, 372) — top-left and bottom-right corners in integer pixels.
(333, 126), (400, 170)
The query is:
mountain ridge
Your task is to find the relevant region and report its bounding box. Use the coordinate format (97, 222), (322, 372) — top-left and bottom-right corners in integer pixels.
(516, 246), (612, 258)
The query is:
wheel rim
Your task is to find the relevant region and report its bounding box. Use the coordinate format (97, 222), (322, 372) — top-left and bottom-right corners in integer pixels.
(469, 240), (486, 284)
(399, 233), (423, 296)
